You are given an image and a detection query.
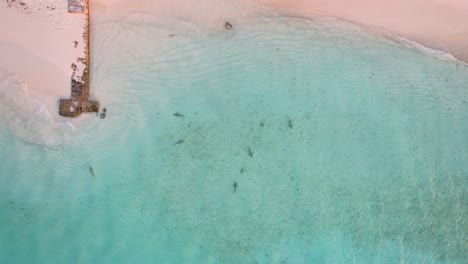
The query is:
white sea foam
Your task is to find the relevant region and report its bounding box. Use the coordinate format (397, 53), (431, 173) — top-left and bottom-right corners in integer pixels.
(269, 7), (467, 66)
(0, 70), (89, 146)
(369, 27), (467, 65)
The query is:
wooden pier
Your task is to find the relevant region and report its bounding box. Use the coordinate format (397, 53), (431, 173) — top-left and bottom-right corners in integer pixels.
(60, 0), (99, 117)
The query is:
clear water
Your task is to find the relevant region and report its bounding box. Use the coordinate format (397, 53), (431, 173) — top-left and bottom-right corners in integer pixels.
(1, 15), (467, 263)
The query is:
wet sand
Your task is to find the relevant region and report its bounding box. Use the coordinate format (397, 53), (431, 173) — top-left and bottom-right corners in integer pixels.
(261, 0), (468, 62)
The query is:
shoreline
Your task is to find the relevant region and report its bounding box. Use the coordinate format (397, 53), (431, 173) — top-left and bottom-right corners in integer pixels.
(259, 0), (468, 63)
(91, 0), (468, 64)
(282, 9), (468, 66)
(0, 0), (467, 146)
(231, 6), (467, 66)
(0, 0), (467, 121)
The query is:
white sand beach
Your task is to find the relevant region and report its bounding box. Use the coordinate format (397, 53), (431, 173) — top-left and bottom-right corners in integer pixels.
(0, 0), (86, 98)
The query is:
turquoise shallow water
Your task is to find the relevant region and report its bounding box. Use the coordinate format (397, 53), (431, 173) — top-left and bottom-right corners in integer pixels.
(1, 15), (467, 263)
